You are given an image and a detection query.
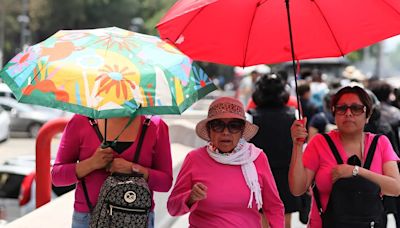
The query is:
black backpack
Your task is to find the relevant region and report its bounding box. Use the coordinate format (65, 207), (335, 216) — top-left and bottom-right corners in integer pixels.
(83, 117), (152, 228)
(313, 134), (384, 228)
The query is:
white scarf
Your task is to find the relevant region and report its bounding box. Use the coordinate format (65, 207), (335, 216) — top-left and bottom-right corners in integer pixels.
(207, 138), (263, 210)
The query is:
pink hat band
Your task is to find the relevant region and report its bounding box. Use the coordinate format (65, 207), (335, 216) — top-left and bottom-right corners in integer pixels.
(207, 102), (245, 120)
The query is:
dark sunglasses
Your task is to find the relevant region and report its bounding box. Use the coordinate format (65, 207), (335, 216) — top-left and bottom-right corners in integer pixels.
(207, 119), (245, 134)
(334, 104), (366, 116)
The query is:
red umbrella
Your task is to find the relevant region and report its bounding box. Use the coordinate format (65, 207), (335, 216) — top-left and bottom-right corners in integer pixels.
(157, 0), (400, 67)
(157, 0), (400, 115)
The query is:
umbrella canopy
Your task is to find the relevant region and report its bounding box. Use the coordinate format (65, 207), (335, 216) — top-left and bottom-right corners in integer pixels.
(0, 27), (216, 118)
(157, 0), (400, 67)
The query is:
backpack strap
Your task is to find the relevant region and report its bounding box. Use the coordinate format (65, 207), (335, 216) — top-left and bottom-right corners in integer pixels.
(363, 134), (381, 170)
(88, 118), (103, 142)
(321, 133), (343, 164)
(81, 179), (93, 212)
(83, 118), (101, 212)
(313, 133), (343, 215)
(312, 184), (323, 215)
(133, 117), (151, 163)
(89, 117), (135, 149)
(313, 133), (381, 215)
(82, 116), (151, 212)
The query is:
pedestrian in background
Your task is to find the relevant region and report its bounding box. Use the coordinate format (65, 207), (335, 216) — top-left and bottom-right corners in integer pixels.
(308, 91), (336, 141)
(237, 70), (260, 107)
(167, 97), (284, 227)
(297, 82), (318, 128)
(309, 69), (329, 112)
(249, 73), (303, 228)
(368, 81), (400, 227)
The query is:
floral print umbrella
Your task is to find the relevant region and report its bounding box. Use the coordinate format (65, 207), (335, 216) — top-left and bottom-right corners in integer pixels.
(0, 27), (216, 118)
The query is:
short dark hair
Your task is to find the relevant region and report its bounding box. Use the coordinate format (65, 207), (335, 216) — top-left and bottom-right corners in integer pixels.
(277, 70), (288, 82)
(368, 80), (392, 102)
(297, 83), (310, 97)
(331, 86), (373, 117)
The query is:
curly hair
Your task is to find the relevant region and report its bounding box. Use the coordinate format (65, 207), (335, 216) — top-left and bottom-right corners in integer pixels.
(252, 73), (289, 108)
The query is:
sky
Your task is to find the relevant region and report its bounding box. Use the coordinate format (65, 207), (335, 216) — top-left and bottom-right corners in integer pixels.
(384, 34), (400, 52)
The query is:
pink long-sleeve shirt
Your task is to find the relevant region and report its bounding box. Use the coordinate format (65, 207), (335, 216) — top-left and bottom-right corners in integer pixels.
(51, 114), (173, 212)
(167, 147), (284, 228)
(303, 131), (400, 228)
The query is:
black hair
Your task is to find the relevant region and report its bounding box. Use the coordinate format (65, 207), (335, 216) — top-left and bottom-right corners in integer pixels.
(368, 80), (392, 102)
(331, 86), (373, 117)
(252, 73), (289, 108)
(297, 83), (310, 97)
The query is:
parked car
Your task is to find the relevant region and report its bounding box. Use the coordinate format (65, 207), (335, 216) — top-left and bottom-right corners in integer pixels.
(0, 97), (66, 137)
(0, 106), (10, 143)
(0, 155), (75, 224)
(0, 84), (14, 100)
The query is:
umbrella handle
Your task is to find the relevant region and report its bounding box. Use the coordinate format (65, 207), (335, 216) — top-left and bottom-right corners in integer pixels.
(296, 119), (306, 143)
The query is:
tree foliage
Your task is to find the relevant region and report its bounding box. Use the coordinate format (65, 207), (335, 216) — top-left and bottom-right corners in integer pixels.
(2, 0), (175, 64)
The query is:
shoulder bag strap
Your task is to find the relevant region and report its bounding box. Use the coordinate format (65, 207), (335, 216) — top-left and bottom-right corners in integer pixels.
(363, 134), (381, 170)
(133, 117), (151, 163)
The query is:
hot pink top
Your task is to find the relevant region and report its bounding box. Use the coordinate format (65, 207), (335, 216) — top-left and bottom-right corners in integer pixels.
(167, 147), (284, 228)
(51, 114), (173, 212)
(303, 131), (400, 228)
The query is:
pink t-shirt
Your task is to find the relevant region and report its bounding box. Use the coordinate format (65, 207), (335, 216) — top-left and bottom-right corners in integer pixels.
(303, 131), (400, 228)
(51, 114), (173, 212)
(167, 147), (284, 228)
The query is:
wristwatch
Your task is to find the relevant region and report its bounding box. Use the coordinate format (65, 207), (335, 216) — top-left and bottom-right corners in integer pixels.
(352, 165), (359, 177)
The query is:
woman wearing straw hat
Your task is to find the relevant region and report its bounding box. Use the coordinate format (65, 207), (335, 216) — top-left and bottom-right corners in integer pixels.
(167, 97), (284, 227)
(290, 86), (400, 227)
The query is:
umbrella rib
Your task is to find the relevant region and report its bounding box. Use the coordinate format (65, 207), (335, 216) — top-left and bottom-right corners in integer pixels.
(383, 0), (400, 17)
(29, 60), (47, 84)
(312, 1), (344, 56)
(14, 59), (49, 101)
(166, 7), (206, 44)
(104, 31), (113, 58)
(242, 2), (263, 67)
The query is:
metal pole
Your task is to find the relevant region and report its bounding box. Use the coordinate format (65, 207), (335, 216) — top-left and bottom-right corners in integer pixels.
(374, 42), (382, 78)
(18, 0), (30, 50)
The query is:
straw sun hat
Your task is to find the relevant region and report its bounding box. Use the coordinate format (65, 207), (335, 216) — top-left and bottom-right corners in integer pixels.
(195, 97), (259, 141)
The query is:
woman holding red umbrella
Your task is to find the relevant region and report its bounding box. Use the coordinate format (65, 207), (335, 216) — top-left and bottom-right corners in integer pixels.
(289, 86), (400, 227)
